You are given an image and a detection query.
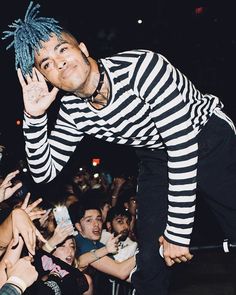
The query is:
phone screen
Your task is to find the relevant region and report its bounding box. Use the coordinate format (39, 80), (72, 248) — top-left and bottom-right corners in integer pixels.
(53, 205), (73, 227)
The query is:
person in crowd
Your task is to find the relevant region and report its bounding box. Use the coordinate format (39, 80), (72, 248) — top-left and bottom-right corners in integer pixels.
(105, 206), (138, 262)
(115, 185), (138, 241)
(81, 188), (111, 225)
(68, 198), (136, 295)
(110, 177), (127, 208)
(104, 206), (138, 295)
(26, 235), (92, 295)
(3, 2), (236, 294)
(72, 169), (91, 196)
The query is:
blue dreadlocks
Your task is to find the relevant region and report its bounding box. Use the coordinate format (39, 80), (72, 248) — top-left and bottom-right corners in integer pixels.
(2, 1), (62, 76)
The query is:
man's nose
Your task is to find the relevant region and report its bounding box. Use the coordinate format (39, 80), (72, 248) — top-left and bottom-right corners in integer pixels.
(121, 224), (128, 230)
(93, 220), (100, 226)
(58, 60), (66, 69)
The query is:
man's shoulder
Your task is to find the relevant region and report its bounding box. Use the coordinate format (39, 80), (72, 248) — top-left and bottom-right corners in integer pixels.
(105, 49), (156, 61)
(75, 233), (104, 255)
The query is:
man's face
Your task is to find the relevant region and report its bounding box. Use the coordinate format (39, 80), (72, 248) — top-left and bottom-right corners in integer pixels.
(76, 209), (103, 241)
(34, 32), (91, 93)
(111, 215), (130, 241)
(126, 197), (137, 216)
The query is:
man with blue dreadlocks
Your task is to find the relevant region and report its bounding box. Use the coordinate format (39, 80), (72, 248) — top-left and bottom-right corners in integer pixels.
(2, 2), (236, 295)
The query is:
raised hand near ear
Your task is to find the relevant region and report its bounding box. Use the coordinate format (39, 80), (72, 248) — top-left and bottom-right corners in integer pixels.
(17, 67), (59, 117)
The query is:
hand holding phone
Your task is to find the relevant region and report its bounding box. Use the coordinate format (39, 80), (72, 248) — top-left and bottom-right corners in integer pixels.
(53, 205), (77, 236)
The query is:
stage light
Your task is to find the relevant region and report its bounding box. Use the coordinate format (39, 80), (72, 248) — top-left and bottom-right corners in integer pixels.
(137, 19), (143, 24)
(195, 6), (204, 15)
(92, 158), (101, 166)
(16, 119), (21, 126)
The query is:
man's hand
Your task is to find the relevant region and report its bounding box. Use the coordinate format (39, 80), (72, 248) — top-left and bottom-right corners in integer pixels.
(105, 233), (120, 254)
(5, 256), (38, 288)
(17, 67), (59, 117)
(12, 208), (46, 255)
(0, 170), (22, 203)
(159, 236), (193, 266)
(46, 223), (74, 249)
(0, 238), (24, 288)
(21, 193), (46, 221)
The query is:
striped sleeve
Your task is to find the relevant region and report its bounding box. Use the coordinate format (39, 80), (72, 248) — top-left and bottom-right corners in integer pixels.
(23, 102), (84, 183)
(134, 51), (198, 246)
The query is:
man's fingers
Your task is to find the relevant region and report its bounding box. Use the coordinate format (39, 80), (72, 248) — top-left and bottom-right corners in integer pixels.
(25, 73), (33, 84)
(50, 87), (59, 101)
(34, 67), (45, 81)
(12, 182), (23, 192)
(165, 258), (175, 267)
(27, 197), (43, 211)
(24, 229), (35, 256)
(173, 257), (182, 264)
(17, 68), (26, 87)
(32, 67), (39, 82)
(21, 193), (31, 209)
(29, 210), (46, 221)
(36, 229), (47, 244)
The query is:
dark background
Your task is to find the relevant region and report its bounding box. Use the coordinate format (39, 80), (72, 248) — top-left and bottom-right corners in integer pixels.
(0, 0), (235, 206)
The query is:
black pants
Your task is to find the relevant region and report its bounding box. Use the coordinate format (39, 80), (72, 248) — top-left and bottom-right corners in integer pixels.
(132, 112), (236, 295)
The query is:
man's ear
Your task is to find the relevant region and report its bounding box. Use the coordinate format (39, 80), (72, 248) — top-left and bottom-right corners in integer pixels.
(78, 42), (89, 57)
(124, 202), (129, 209)
(75, 222), (82, 233)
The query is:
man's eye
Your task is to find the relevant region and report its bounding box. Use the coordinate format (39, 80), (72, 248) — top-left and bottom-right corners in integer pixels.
(60, 47), (67, 53)
(43, 63), (50, 70)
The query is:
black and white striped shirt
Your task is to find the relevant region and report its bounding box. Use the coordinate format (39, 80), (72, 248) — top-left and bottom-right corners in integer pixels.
(23, 49), (223, 246)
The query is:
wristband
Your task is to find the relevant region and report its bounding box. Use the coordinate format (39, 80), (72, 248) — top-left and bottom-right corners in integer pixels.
(43, 242), (56, 253)
(5, 283), (23, 294)
(6, 276), (27, 293)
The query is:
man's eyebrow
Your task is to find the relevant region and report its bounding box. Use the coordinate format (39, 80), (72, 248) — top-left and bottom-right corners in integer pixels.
(38, 40), (69, 68)
(83, 214), (101, 220)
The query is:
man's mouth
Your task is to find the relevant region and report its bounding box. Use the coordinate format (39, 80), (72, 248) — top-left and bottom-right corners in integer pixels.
(92, 229), (101, 236)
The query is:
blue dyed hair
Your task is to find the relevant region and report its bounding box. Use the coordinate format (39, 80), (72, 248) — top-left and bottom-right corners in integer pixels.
(2, 1), (62, 76)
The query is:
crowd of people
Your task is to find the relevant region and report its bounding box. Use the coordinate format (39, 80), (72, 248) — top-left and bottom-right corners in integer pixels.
(0, 160), (139, 295)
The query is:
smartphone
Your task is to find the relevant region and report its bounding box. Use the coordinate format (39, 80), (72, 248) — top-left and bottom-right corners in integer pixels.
(53, 205), (74, 227)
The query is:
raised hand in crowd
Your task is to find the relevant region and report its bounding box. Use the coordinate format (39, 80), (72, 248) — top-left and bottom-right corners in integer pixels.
(12, 208), (47, 255)
(20, 192), (46, 221)
(0, 170), (22, 203)
(110, 176), (126, 207)
(0, 238), (24, 287)
(105, 233), (120, 255)
(42, 223), (75, 252)
(3, 256), (38, 293)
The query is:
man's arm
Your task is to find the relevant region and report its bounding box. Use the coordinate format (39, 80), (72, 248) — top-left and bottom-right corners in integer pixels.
(135, 51), (198, 262)
(18, 68), (84, 183)
(90, 255), (136, 281)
